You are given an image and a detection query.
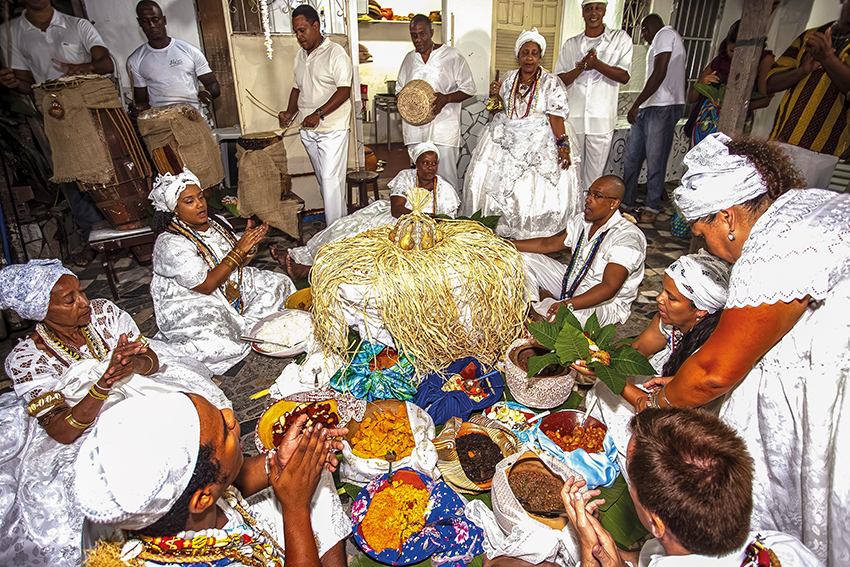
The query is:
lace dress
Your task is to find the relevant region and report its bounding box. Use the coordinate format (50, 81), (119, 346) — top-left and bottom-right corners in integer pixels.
(0, 299), (230, 567)
(151, 222), (295, 374)
(462, 69), (583, 239)
(289, 170), (459, 266)
(719, 188), (850, 567)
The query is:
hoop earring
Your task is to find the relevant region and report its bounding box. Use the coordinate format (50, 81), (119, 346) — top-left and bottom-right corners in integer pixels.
(727, 231), (735, 241)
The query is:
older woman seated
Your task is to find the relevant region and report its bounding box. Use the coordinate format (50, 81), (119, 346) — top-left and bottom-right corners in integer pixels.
(149, 170), (296, 374)
(273, 141), (460, 279)
(0, 259), (229, 567)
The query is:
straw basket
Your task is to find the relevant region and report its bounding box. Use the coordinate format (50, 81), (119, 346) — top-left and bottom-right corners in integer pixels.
(396, 79), (436, 126)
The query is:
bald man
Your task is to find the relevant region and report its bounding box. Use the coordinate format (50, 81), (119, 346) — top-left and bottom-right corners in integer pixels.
(514, 175), (646, 326)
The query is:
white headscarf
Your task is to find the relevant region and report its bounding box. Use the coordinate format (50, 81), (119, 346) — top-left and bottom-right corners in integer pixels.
(75, 393), (201, 530)
(0, 259), (74, 321)
(148, 170), (202, 213)
(665, 250), (731, 313)
(673, 132), (767, 221)
(410, 141), (440, 164)
(515, 28), (546, 57)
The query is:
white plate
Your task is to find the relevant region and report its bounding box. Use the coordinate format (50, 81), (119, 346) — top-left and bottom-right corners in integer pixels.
(249, 309), (313, 358)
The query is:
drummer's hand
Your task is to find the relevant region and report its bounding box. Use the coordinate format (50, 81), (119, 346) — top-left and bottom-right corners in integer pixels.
(236, 222), (268, 254)
(301, 112), (321, 129)
(58, 60), (95, 77)
(489, 79), (502, 96)
(198, 90), (213, 106)
(0, 68), (18, 89)
(432, 92), (449, 115)
(278, 110), (295, 128)
(570, 360), (597, 378)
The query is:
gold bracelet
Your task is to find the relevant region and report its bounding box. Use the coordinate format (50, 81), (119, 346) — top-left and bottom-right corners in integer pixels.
(65, 411), (95, 430)
(88, 384), (110, 401)
(139, 353), (155, 375)
(221, 254), (240, 271)
(230, 247), (247, 261)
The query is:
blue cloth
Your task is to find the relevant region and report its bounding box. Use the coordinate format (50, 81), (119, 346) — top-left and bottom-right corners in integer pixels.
(670, 210), (692, 238)
(330, 342), (417, 401)
(621, 104), (684, 213)
(536, 426), (620, 489)
(412, 358), (504, 426)
(352, 468), (485, 567)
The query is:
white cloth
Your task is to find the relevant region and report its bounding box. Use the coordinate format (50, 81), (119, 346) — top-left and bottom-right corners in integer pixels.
(774, 141), (840, 191)
(151, 222), (295, 374)
(524, 211), (647, 326)
(300, 128), (350, 226)
(642, 26), (686, 108)
(516, 28), (547, 56)
(664, 250), (731, 313)
(0, 259), (73, 321)
(716, 188), (850, 567)
(674, 133), (767, 221)
(289, 170), (458, 266)
(0, 298), (229, 567)
(575, 131), (614, 191)
(462, 69), (583, 239)
(397, 45), (476, 148)
(294, 39), (352, 132)
(410, 141), (440, 162)
(0, 10), (105, 83)
(638, 531), (823, 567)
(554, 27), (633, 136)
(148, 170), (202, 213)
(127, 38), (213, 111)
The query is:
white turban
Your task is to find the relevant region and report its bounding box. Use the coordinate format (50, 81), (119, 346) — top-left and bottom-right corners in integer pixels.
(515, 28), (546, 57)
(75, 393), (201, 530)
(410, 141), (440, 164)
(665, 251), (731, 313)
(148, 170), (202, 213)
(0, 259), (74, 321)
(673, 132), (767, 221)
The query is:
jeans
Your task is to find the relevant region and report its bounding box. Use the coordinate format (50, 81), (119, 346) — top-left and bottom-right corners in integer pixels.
(61, 182), (101, 244)
(622, 104), (683, 212)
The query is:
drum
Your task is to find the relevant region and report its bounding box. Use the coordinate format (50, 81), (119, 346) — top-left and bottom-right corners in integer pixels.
(237, 131), (291, 196)
(396, 79), (436, 126)
(137, 103), (224, 190)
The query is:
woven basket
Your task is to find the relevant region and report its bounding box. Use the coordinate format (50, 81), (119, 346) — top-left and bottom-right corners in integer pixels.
(397, 79), (436, 126)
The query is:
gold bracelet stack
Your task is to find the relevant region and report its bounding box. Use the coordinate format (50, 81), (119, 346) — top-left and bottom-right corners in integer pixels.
(88, 384), (110, 401)
(221, 248), (246, 271)
(65, 411), (95, 430)
(139, 353), (155, 374)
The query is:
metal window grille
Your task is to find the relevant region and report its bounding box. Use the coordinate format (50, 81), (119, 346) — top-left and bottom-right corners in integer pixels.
(671, 0), (726, 93)
(229, 0), (347, 35)
(621, 0), (649, 44)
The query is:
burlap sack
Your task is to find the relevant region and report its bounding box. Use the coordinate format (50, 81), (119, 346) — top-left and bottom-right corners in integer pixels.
(137, 105), (225, 189)
(236, 142), (300, 238)
(33, 76), (124, 184)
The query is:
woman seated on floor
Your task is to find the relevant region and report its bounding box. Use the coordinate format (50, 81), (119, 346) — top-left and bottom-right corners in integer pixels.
(0, 259), (230, 567)
(149, 170), (295, 374)
(273, 141), (460, 279)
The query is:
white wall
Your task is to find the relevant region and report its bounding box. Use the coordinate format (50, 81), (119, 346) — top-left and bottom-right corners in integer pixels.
(443, 0), (493, 93)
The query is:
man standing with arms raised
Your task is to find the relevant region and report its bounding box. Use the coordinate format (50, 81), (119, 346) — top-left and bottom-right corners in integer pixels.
(555, 0), (632, 192)
(279, 5), (352, 226)
(397, 14), (475, 192)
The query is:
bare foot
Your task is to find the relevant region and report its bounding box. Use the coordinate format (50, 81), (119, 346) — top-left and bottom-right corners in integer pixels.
(74, 247), (97, 267)
(269, 245), (310, 280)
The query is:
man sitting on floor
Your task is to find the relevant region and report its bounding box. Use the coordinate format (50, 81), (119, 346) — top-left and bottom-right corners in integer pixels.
(515, 175), (646, 326)
(562, 408), (823, 567)
(74, 392), (350, 567)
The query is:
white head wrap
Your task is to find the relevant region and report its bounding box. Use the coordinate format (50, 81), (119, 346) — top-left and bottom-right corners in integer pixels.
(664, 251), (731, 313)
(0, 259), (74, 321)
(75, 393), (201, 530)
(148, 170), (202, 213)
(515, 28), (546, 57)
(581, 0), (607, 6)
(410, 142), (440, 164)
(673, 132), (767, 221)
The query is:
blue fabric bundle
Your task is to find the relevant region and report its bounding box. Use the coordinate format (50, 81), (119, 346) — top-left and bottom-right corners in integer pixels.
(330, 342), (417, 401)
(413, 358), (504, 426)
(536, 426), (620, 489)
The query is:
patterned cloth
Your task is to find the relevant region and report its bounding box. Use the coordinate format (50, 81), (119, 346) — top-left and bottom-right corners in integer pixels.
(0, 259), (73, 321)
(330, 342), (417, 401)
(768, 22), (850, 156)
(413, 357), (504, 426)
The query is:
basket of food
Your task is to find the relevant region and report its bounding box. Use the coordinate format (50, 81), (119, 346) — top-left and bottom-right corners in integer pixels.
(537, 409), (619, 489)
(396, 79), (436, 126)
(249, 309), (313, 357)
(433, 414), (520, 493)
(352, 468), (484, 565)
(254, 399), (342, 454)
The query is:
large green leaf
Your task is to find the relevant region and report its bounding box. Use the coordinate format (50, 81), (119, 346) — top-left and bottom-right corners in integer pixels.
(585, 311), (601, 341)
(526, 320), (560, 350)
(594, 474), (650, 550)
(560, 306), (583, 332)
(591, 362), (627, 395)
(694, 82), (721, 101)
(527, 352), (561, 378)
(595, 323), (616, 349)
(610, 346), (656, 377)
(555, 323), (590, 365)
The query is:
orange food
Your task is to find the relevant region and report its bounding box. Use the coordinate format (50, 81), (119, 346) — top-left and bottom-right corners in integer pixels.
(547, 426), (606, 453)
(360, 481), (428, 552)
(369, 347), (400, 371)
(351, 404), (415, 459)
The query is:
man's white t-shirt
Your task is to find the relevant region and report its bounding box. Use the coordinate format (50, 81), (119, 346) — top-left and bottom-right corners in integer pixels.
(294, 39), (352, 132)
(127, 38), (213, 110)
(642, 25), (686, 108)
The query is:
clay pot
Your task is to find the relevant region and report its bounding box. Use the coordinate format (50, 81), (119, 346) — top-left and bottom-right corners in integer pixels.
(504, 337), (574, 409)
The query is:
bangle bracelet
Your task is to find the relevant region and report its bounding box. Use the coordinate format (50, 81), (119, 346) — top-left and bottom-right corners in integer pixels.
(139, 353), (155, 375)
(661, 386), (672, 408)
(88, 384), (109, 401)
(65, 411), (95, 430)
(221, 254), (240, 271)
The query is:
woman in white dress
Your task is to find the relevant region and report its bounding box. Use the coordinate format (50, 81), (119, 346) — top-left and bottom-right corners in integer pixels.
(463, 28), (582, 239)
(622, 133), (850, 567)
(273, 142), (460, 279)
(149, 170), (295, 374)
(0, 260), (229, 567)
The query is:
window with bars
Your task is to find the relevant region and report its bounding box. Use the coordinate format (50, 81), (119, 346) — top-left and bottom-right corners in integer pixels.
(671, 0), (725, 94)
(229, 0), (347, 35)
(621, 0), (649, 44)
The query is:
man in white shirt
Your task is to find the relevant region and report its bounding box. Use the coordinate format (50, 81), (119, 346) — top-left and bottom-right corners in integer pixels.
(397, 14), (475, 192)
(278, 4), (352, 226)
(620, 14), (685, 224)
(128, 1), (220, 113)
(555, 0), (632, 192)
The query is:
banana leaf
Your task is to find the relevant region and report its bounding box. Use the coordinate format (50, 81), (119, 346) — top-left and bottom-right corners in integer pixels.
(594, 473), (650, 550)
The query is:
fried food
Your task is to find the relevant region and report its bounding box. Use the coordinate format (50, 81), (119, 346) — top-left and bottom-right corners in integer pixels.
(547, 425), (606, 453)
(351, 404), (415, 459)
(360, 480), (429, 552)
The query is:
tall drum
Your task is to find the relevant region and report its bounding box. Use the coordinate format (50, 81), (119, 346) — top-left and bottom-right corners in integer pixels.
(236, 132), (291, 196)
(33, 75), (153, 231)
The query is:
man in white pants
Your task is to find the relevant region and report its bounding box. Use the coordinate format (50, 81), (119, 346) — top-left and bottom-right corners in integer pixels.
(279, 4), (352, 226)
(397, 14), (475, 192)
(555, 0), (632, 192)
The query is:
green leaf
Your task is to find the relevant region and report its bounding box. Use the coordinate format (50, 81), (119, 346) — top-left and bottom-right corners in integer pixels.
(527, 352), (561, 378)
(595, 324), (616, 349)
(526, 320), (559, 349)
(694, 82), (721, 101)
(610, 346), (656, 377)
(562, 390), (583, 410)
(594, 473), (650, 550)
(560, 307), (583, 332)
(585, 311), (601, 341)
(591, 362), (627, 395)
(614, 337), (637, 346)
(555, 323), (590, 366)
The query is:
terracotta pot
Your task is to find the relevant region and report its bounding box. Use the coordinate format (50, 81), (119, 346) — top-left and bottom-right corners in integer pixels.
(504, 337), (574, 409)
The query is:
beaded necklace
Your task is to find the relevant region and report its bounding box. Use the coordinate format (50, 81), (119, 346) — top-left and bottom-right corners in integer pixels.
(168, 218), (244, 314)
(415, 174), (437, 213)
(36, 323), (110, 366)
(560, 228), (610, 300)
(507, 68), (541, 119)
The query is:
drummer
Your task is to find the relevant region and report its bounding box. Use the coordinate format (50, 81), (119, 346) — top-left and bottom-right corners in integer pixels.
(397, 14), (476, 192)
(128, 0), (221, 114)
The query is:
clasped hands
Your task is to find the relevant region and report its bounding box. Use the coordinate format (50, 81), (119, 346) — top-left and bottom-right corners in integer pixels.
(101, 333), (150, 386)
(575, 49), (599, 73)
(236, 219), (269, 257)
(562, 476), (628, 567)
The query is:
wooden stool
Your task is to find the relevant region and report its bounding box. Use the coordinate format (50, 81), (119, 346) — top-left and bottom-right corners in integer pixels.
(88, 221), (156, 300)
(346, 170), (380, 214)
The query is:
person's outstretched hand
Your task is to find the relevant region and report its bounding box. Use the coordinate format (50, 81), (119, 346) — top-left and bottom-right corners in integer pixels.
(269, 425), (327, 510)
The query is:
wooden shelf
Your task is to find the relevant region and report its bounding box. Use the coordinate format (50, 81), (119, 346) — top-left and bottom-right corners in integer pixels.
(358, 19), (441, 25)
